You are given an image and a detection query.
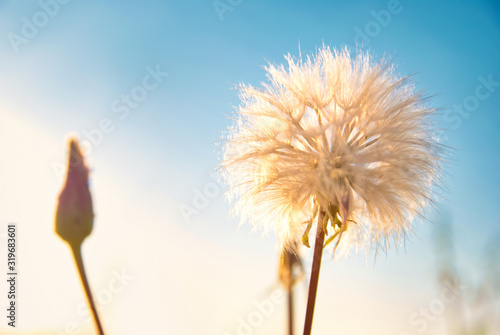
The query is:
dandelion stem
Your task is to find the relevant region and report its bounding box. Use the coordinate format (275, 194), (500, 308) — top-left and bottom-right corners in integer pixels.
(287, 258), (294, 335)
(303, 209), (326, 335)
(71, 244), (105, 335)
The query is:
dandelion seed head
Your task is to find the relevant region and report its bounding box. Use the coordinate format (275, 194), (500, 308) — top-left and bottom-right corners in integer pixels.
(220, 47), (444, 254)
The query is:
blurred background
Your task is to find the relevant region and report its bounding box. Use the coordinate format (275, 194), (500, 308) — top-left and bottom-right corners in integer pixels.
(0, 0), (499, 334)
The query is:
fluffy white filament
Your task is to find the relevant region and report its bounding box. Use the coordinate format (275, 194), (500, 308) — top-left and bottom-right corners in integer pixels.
(220, 47), (444, 255)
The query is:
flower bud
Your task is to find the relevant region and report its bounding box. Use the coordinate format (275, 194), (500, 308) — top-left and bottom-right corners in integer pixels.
(55, 138), (94, 247)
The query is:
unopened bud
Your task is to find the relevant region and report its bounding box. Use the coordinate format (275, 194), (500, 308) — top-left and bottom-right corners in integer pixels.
(55, 138), (94, 247)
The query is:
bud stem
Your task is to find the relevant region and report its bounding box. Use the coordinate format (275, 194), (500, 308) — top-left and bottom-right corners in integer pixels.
(303, 209), (326, 335)
(71, 244), (105, 335)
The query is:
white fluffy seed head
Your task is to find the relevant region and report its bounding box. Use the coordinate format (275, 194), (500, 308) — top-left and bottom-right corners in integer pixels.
(219, 47), (444, 255)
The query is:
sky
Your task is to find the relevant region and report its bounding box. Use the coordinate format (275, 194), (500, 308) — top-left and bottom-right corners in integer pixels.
(0, 0), (499, 334)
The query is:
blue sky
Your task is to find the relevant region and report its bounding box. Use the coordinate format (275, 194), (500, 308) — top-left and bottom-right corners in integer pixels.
(0, 0), (499, 334)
